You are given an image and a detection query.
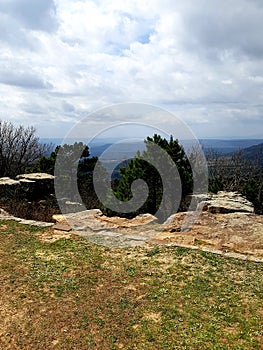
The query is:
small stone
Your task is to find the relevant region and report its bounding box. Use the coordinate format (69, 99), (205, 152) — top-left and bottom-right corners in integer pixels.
(53, 224), (72, 232)
(125, 235), (148, 241)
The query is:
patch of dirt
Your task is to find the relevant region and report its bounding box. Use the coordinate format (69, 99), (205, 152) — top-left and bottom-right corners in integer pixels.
(36, 228), (72, 243)
(143, 312), (162, 323)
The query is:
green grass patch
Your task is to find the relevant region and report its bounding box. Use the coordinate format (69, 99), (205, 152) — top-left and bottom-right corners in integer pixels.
(0, 219), (262, 349)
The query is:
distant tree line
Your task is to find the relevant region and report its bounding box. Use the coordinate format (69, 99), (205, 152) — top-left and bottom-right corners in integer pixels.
(0, 119), (262, 219)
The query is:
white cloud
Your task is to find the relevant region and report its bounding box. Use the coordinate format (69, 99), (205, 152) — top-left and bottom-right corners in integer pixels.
(0, 0), (57, 32)
(0, 0), (262, 138)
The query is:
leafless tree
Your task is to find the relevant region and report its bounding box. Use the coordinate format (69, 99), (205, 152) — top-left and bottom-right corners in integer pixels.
(206, 149), (262, 192)
(0, 120), (51, 178)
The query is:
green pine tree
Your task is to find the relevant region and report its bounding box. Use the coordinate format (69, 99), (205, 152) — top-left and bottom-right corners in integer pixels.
(105, 134), (193, 222)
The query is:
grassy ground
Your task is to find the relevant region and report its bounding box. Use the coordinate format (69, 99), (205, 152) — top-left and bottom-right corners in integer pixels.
(0, 220), (262, 350)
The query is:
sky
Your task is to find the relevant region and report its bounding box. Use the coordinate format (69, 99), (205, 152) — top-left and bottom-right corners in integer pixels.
(0, 0), (263, 139)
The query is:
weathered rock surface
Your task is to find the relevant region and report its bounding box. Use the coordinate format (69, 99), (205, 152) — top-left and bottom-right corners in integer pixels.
(0, 173), (55, 200)
(53, 209), (157, 229)
(50, 207), (263, 259)
(49, 192), (263, 262)
(0, 189), (262, 260)
(49, 192), (263, 260)
(52, 210), (159, 247)
(0, 208), (53, 228)
(0, 177), (20, 186)
(201, 191), (254, 214)
(16, 173), (55, 181)
(158, 211), (263, 256)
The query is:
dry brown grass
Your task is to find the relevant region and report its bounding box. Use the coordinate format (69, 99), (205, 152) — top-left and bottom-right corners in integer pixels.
(0, 220), (262, 349)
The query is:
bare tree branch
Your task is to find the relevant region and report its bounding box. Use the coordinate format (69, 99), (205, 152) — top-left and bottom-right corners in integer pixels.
(0, 120), (51, 177)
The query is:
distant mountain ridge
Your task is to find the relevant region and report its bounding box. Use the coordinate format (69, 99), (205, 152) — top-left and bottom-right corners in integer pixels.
(239, 142), (263, 166)
(199, 139), (263, 154)
(40, 138), (263, 165)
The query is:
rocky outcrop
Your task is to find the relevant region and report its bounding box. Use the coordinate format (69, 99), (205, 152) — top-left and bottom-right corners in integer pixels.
(0, 173), (55, 200)
(16, 173), (55, 181)
(154, 211), (263, 260)
(200, 191), (254, 214)
(0, 186), (262, 260)
(52, 210), (159, 247)
(48, 192), (263, 260)
(0, 177), (20, 186)
(50, 207), (263, 259)
(0, 177), (21, 198)
(53, 209), (158, 230)
(0, 208), (53, 228)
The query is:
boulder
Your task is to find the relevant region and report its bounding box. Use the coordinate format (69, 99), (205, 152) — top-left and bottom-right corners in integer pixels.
(16, 173), (54, 181)
(16, 173), (55, 200)
(155, 211), (263, 259)
(201, 191), (254, 214)
(0, 177), (21, 197)
(52, 209), (158, 231)
(0, 177), (20, 186)
(0, 173), (55, 200)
